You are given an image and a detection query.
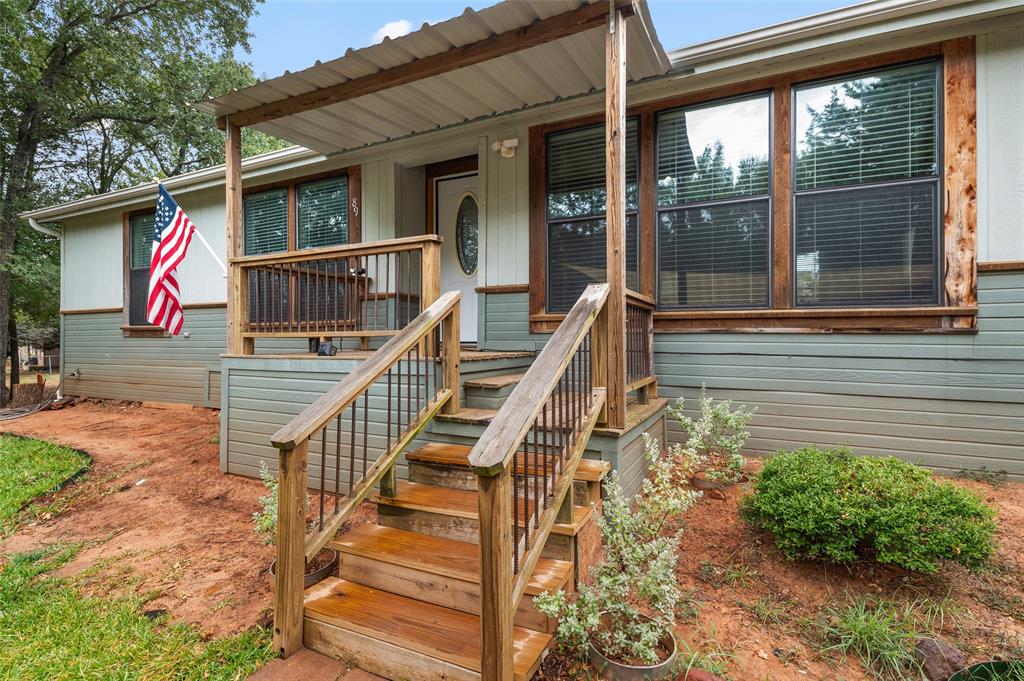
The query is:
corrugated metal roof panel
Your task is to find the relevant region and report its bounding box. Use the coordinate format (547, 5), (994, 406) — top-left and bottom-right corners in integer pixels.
(193, 0), (668, 155)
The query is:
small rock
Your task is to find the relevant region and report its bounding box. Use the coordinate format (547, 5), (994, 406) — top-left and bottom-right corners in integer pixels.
(914, 638), (967, 681)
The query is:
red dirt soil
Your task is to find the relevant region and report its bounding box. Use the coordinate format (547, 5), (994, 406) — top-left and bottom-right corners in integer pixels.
(0, 400), (277, 637)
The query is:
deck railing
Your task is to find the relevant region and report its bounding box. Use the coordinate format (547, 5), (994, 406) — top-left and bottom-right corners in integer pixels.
(468, 283), (609, 680)
(229, 235), (441, 353)
(268, 290), (461, 658)
(625, 288), (656, 402)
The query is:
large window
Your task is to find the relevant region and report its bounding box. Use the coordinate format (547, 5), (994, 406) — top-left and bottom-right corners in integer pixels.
(528, 42), (974, 332)
(793, 61), (941, 307)
(656, 95), (772, 309)
(243, 172), (354, 256)
(545, 120), (639, 313)
(127, 212), (155, 326)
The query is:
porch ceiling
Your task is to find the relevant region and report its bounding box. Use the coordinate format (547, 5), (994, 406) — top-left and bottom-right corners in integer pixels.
(192, 0), (669, 155)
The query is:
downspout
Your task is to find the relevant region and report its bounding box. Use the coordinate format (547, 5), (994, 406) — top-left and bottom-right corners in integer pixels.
(27, 216), (60, 238)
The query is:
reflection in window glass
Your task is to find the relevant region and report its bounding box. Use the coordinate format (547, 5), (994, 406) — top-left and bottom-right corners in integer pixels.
(243, 189), (288, 256)
(545, 120), (639, 312)
(656, 95), (771, 309)
(793, 61), (940, 307)
(297, 176), (349, 250)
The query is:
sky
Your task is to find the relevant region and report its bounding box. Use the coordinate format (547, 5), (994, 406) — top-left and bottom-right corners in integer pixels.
(237, 0), (861, 79)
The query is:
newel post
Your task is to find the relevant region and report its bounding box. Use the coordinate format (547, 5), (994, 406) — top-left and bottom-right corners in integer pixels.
(273, 440), (308, 658)
(476, 466), (514, 681)
(441, 300), (461, 414)
(604, 7), (628, 430)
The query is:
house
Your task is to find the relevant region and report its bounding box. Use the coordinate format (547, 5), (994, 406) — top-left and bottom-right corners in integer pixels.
(20, 0), (1024, 677)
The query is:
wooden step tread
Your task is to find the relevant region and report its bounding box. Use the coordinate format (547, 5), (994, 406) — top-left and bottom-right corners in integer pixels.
(374, 481), (591, 535)
(462, 372), (526, 389)
(305, 577), (549, 681)
(407, 442), (610, 482)
(329, 523), (572, 595)
(434, 407), (497, 424)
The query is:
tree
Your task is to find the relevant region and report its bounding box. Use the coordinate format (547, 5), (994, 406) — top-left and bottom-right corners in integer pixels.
(0, 0), (284, 404)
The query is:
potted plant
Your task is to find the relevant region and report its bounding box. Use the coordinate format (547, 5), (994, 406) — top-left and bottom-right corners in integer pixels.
(253, 462), (337, 590)
(668, 386), (753, 490)
(536, 435), (701, 680)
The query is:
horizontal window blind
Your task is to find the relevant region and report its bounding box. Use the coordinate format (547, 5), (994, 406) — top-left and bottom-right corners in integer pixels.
(546, 119), (638, 220)
(545, 119), (640, 313)
(658, 201), (770, 308)
(547, 216), (639, 313)
(795, 62), (938, 190)
(655, 94), (771, 309)
(129, 213), (155, 269)
(244, 188), (288, 255)
(128, 213), (155, 326)
(795, 183), (938, 306)
(794, 61), (940, 307)
(297, 176), (349, 250)
(657, 96), (770, 206)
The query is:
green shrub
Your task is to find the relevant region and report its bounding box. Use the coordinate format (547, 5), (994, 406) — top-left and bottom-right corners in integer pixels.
(668, 386), (753, 483)
(741, 447), (996, 573)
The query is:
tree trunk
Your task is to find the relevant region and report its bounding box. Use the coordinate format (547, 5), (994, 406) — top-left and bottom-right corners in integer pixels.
(8, 314), (17, 403)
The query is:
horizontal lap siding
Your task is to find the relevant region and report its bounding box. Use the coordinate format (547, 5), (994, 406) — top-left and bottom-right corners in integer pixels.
(655, 272), (1024, 477)
(62, 309), (226, 406)
(477, 274), (1023, 476)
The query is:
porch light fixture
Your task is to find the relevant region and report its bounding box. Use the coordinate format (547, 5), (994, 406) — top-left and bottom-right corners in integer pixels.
(491, 137), (519, 158)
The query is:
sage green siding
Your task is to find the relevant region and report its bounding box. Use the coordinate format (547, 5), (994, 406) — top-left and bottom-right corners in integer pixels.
(478, 272), (1024, 477)
(61, 308), (227, 407)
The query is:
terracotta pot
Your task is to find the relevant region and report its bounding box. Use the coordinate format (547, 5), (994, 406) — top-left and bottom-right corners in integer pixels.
(688, 472), (747, 491)
(587, 617), (678, 681)
(268, 548), (338, 594)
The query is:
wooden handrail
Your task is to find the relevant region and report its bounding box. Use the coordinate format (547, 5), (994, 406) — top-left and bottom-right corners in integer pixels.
(230, 234), (441, 266)
(468, 283), (609, 476)
(625, 288), (655, 309)
(271, 290), (460, 450)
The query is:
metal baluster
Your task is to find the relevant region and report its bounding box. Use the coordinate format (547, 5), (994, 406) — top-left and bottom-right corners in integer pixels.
(335, 414), (341, 512)
(349, 399), (356, 495)
(319, 426), (326, 530)
(362, 389), (368, 479)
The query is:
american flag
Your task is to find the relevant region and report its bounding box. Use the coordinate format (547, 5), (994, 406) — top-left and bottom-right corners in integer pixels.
(147, 184), (196, 335)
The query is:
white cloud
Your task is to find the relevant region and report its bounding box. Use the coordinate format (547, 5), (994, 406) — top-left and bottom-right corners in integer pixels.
(373, 19), (413, 44)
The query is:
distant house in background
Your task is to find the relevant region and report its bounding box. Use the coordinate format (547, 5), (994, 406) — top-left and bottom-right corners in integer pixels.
(20, 0), (1024, 484)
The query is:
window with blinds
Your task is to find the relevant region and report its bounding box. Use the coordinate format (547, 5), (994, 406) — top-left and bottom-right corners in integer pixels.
(243, 188), (288, 255)
(545, 119), (639, 313)
(297, 176), (349, 249)
(793, 61), (941, 307)
(656, 94), (772, 309)
(128, 213), (155, 325)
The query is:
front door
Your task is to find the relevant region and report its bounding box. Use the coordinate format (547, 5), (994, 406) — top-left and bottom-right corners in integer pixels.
(435, 173), (479, 343)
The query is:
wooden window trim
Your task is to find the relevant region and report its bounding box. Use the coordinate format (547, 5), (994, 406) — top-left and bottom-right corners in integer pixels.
(425, 155), (479, 235)
(243, 165), (362, 255)
(122, 208), (165, 337)
(527, 39), (977, 334)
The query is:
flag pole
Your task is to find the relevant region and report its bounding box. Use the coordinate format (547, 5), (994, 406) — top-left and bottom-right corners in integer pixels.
(154, 178), (227, 278)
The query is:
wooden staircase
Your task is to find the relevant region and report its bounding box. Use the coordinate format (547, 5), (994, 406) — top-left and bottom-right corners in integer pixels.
(270, 283), (648, 681)
(300, 436), (609, 680)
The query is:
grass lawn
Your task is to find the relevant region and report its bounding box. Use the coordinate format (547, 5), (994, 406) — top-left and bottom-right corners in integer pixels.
(0, 544), (273, 680)
(0, 433), (90, 537)
(0, 434), (274, 680)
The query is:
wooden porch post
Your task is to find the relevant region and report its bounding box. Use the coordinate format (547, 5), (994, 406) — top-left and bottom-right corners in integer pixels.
(225, 121), (251, 355)
(273, 441), (308, 657)
(477, 467), (514, 681)
(605, 7), (627, 430)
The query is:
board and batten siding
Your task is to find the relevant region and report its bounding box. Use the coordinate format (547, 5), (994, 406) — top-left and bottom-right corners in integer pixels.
(62, 308), (227, 407)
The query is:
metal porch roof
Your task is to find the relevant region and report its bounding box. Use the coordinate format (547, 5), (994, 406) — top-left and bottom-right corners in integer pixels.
(192, 0), (669, 155)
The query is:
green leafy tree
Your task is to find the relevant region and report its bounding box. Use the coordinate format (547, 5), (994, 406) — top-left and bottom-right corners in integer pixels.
(0, 0), (286, 404)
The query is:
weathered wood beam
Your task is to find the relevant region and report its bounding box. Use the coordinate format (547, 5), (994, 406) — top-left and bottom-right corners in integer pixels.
(216, 0), (636, 129)
(273, 441), (308, 658)
(224, 122), (247, 355)
(942, 36), (977, 329)
(604, 7), (628, 430)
